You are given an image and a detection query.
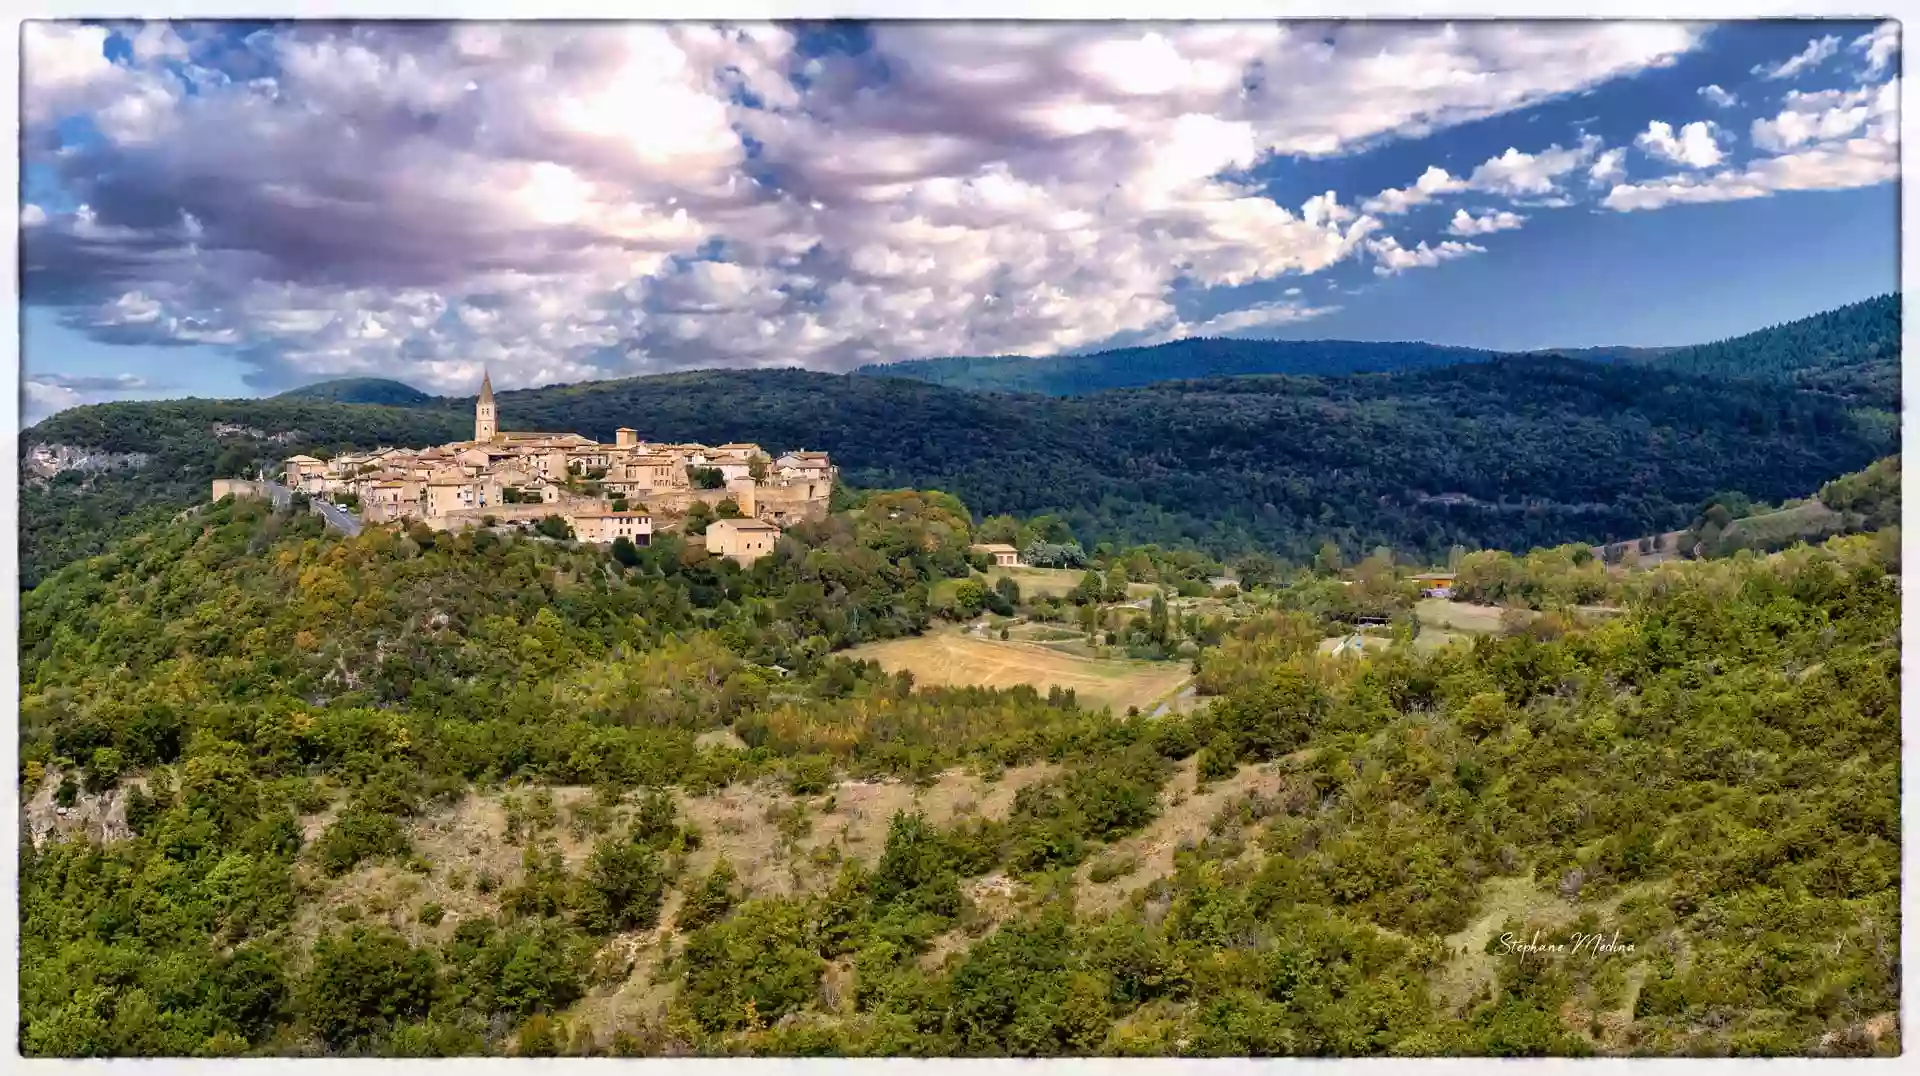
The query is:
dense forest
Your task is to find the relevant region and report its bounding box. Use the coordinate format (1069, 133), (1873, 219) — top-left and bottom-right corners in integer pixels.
(19, 401), (470, 590)
(21, 350), (1892, 588)
(1623, 293), (1900, 412)
(16, 483), (1901, 1056)
(851, 338), (1497, 395)
(274, 379), (436, 407)
(852, 295), (1897, 406)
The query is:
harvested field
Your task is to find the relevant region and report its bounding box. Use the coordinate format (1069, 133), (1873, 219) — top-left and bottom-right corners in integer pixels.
(844, 627), (1190, 714)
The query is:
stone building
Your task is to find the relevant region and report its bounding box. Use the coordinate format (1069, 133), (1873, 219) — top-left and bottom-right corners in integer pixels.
(279, 369), (835, 537)
(704, 517), (781, 566)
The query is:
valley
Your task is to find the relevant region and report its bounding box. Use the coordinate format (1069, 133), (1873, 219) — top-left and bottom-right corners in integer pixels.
(16, 446), (1900, 1057)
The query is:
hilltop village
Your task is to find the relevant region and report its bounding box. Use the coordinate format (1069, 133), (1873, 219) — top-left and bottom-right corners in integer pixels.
(272, 372), (835, 563)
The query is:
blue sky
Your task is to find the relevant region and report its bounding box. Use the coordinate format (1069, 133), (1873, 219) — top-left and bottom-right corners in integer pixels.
(19, 19), (1900, 421)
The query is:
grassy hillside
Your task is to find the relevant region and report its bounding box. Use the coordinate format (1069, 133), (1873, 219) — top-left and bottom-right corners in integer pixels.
(17, 498), (1900, 1057)
(853, 337), (1495, 395)
(1588, 455), (1901, 566)
(275, 378), (436, 407)
(20, 355), (1893, 587)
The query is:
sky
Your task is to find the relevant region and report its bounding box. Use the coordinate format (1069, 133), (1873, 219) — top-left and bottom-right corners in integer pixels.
(18, 18), (1901, 423)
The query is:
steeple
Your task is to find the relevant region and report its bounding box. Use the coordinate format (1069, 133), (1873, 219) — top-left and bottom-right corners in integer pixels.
(474, 367), (498, 444)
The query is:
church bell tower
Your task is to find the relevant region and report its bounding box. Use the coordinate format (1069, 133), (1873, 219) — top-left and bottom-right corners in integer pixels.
(475, 368), (498, 444)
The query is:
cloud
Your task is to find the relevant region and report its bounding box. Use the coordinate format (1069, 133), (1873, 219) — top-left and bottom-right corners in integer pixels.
(1853, 22), (1898, 80)
(1366, 235), (1486, 276)
(1167, 297), (1340, 339)
(1635, 120), (1725, 169)
(1697, 83), (1739, 108)
(22, 21), (1705, 392)
(35, 372), (156, 391)
(1465, 137), (1602, 196)
(1446, 207), (1527, 236)
(1588, 147), (1628, 185)
(1361, 166), (1467, 215)
(1751, 80), (1892, 152)
(1752, 34), (1841, 81)
(1603, 78), (1896, 211)
(22, 372), (161, 423)
(1363, 134), (1602, 218)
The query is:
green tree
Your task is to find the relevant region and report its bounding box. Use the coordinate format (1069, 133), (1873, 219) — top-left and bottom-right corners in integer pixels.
(574, 839), (666, 934)
(299, 928), (439, 1047)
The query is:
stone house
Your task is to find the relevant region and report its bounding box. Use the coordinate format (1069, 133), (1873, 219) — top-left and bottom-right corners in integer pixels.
(704, 518), (780, 566)
(568, 510), (653, 545)
(971, 543), (1021, 567)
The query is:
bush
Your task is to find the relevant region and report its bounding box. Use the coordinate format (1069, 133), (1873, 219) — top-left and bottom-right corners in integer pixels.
(314, 811), (412, 876)
(574, 839), (666, 934)
(299, 927), (439, 1047)
(785, 755), (836, 796)
(418, 903), (445, 928)
(674, 858), (740, 933)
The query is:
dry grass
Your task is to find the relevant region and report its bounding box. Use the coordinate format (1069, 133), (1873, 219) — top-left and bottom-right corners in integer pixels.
(1416, 599), (1515, 634)
(1436, 874), (1656, 1017)
(1072, 756), (1295, 914)
(982, 565), (1088, 597)
(843, 627), (1190, 714)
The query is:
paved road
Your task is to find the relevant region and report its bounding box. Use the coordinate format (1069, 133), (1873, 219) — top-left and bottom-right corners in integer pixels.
(313, 499), (364, 538)
(262, 479), (362, 537)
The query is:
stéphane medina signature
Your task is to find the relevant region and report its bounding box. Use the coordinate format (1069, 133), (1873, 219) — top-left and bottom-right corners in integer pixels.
(1498, 929), (1637, 957)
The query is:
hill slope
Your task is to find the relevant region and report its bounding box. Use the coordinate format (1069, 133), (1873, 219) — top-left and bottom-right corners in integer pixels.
(1628, 293), (1900, 410)
(854, 295), (1898, 400)
(853, 337), (1496, 395)
(22, 355), (1891, 588)
(275, 378), (436, 407)
(15, 497), (1901, 1057)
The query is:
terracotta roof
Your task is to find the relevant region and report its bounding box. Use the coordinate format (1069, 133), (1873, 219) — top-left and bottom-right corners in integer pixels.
(709, 518), (779, 532)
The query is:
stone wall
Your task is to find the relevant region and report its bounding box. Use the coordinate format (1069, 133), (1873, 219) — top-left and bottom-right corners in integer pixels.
(211, 478), (272, 501)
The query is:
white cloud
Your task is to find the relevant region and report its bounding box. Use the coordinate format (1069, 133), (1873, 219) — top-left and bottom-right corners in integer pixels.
(1588, 147), (1628, 185)
(1466, 138), (1602, 196)
(1603, 77), (1897, 211)
(22, 372), (159, 423)
(1360, 166), (1468, 215)
(1752, 80), (1893, 152)
(1446, 207), (1527, 236)
(1634, 120), (1725, 169)
(1367, 235), (1486, 276)
(1697, 83), (1739, 108)
(1752, 34), (1842, 81)
(1853, 22), (1899, 80)
(21, 21), (1707, 390)
(1363, 134), (1602, 217)
(1168, 297), (1340, 339)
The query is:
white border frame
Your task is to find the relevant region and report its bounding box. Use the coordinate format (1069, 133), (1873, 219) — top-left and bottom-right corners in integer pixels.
(2, 2), (1915, 1072)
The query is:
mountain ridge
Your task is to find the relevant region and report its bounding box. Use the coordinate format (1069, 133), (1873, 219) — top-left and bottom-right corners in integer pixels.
(20, 350), (1892, 589)
(853, 293), (1898, 402)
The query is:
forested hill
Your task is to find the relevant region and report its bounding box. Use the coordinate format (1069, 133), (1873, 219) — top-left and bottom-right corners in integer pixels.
(851, 338), (1496, 395)
(22, 353), (1892, 588)
(852, 295), (1899, 401)
(1621, 293), (1900, 410)
(275, 378), (436, 407)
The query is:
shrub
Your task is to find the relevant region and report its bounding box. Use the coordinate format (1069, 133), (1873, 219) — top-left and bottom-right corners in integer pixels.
(299, 927), (439, 1047)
